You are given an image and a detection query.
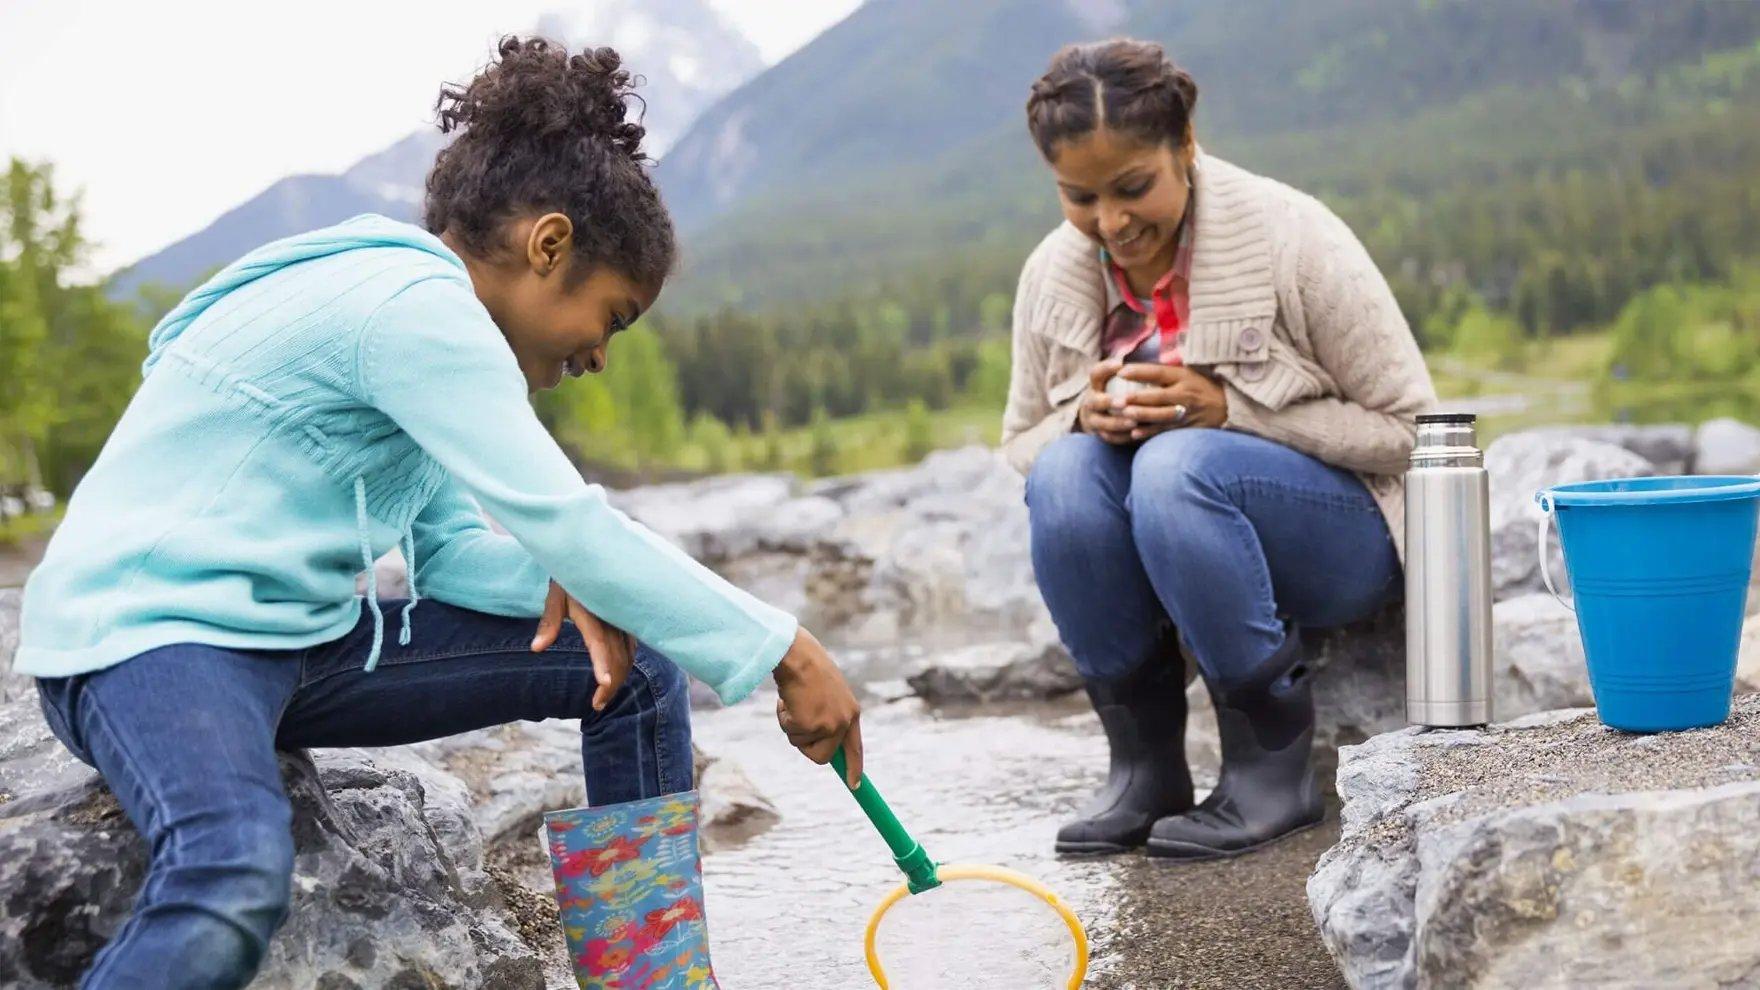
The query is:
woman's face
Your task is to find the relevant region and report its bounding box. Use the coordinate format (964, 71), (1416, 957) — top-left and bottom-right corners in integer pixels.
(1047, 127), (1193, 274)
(470, 213), (661, 393)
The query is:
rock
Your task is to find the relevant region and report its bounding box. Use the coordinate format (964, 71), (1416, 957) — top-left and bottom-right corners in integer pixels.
(1693, 417), (1760, 475)
(1524, 423), (1695, 474)
(405, 720), (586, 842)
(1262, 596), (1592, 764)
(905, 638), (1082, 704)
(1, 588), (24, 704)
(1488, 592), (1592, 718)
(1738, 618), (1760, 694)
(1309, 695), (1760, 989)
(1485, 433), (1655, 600)
(0, 698), (546, 989)
(0, 695), (780, 988)
(693, 744), (781, 854)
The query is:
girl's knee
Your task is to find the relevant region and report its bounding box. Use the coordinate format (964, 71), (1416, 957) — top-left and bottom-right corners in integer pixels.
(629, 644), (691, 719)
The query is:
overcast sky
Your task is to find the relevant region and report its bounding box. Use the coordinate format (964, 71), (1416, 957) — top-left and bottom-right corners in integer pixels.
(0, 0), (858, 274)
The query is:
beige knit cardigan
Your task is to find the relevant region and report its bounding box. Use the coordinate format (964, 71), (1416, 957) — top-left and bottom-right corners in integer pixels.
(1000, 153), (1438, 561)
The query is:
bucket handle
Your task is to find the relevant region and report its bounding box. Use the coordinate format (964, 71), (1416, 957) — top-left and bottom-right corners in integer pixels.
(1534, 491), (1574, 612)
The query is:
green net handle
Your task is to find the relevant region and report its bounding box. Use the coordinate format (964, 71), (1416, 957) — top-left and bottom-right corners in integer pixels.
(831, 748), (940, 894)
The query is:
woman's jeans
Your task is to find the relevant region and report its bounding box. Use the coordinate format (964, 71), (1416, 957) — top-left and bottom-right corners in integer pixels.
(1026, 429), (1400, 691)
(35, 600), (693, 990)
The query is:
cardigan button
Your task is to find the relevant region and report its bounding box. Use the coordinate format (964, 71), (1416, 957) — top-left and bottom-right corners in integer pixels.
(1239, 360), (1268, 382)
(1240, 326), (1265, 351)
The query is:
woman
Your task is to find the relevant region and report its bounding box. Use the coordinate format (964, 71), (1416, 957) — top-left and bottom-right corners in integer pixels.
(17, 39), (861, 987)
(1004, 40), (1436, 860)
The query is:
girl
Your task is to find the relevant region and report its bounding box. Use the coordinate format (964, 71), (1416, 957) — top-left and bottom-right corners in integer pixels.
(17, 38), (862, 987)
(1004, 40), (1436, 860)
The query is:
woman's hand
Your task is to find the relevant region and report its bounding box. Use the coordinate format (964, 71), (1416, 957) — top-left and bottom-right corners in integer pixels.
(532, 580), (635, 712)
(1077, 358), (1138, 444)
(773, 627), (864, 788)
(1116, 364), (1229, 439)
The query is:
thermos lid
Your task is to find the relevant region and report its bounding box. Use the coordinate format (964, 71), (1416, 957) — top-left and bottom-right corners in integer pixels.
(1417, 413), (1477, 424)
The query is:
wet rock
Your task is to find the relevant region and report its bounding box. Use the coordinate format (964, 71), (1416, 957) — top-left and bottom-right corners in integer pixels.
(694, 744), (782, 854)
(1309, 695), (1760, 989)
(905, 637), (1082, 704)
(0, 698), (545, 990)
(1485, 433), (1654, 600)
(1693, 417), (1760, 475)
(1523, 423), (1695, 474)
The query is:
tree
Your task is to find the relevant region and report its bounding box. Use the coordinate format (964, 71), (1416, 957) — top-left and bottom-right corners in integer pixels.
(1, 159), (149, 494)
(807, 407), (838, 476)
(902, 399), (933, 464)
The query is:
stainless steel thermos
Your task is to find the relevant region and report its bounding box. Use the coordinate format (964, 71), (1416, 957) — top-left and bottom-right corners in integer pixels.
(1405, 412), (1494, 726)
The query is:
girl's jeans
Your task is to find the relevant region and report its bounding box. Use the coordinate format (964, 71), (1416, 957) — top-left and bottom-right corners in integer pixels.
(1026, 429), (1401, 691)
(36, 599), (692, 990)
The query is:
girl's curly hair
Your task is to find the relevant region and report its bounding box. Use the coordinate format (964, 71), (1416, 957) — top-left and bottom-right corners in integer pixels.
(423, 37), (676, 288)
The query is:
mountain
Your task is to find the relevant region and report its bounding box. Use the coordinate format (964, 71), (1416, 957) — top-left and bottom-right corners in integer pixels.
(654, 0), (1760, 314)
(107, 0), (764, 299)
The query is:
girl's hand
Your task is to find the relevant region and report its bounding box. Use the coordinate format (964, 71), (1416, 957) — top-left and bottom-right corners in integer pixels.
(773, 627), (864, 788)
(1077, 358), (1137, 444)
(1117, 364), (1229, 439)
(532, 580), (635, 712)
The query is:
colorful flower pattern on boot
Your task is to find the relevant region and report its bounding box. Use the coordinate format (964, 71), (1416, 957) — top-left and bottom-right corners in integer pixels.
(545, 792), (719, 989)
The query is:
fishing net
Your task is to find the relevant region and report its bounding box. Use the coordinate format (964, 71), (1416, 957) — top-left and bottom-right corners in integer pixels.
(863, 864), (1087, 989)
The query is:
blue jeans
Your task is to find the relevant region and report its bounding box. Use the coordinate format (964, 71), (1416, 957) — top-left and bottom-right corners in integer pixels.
(35, 600), (693, 990)
(1026, 429), (1400, 689)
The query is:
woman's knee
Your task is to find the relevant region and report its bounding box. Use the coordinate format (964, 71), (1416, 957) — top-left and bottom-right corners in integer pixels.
(1025, 433), (1126, 533)
(1129, 429), (1240, 508)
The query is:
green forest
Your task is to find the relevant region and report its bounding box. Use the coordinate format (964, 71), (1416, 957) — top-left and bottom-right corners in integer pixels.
(4, 24), (1759, 512)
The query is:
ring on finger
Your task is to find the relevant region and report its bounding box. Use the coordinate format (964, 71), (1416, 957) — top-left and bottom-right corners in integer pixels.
(1172, 403), (1189, 425)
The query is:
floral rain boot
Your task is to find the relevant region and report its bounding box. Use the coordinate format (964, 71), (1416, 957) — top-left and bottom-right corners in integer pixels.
(544, 791), (719, 990)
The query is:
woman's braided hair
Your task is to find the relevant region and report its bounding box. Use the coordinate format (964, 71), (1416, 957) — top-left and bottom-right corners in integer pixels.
(1025, 39), (1198, 159)
(423, 37), (676, 287)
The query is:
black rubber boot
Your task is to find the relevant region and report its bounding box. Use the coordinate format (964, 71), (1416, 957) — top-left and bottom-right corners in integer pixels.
(1055, 656), (1194, 856)
(1146, 629), (1322, 860)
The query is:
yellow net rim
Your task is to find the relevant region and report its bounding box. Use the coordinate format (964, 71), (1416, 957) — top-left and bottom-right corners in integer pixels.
(861, 863), (1090, 989)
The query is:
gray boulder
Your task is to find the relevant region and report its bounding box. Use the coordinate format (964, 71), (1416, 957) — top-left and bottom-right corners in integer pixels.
(1, 588), (23, 704)
(1485, 433), (1655, 600)
(1521, 423), (1695, 474)
(0, 695), (779, 988)
(0, 699), (547, 989)
(1246, 596), (1592, 763)
(1309, 694), (1760, 989)
(1693, 417), (1760, 476)
(905, 637), (1082, 705)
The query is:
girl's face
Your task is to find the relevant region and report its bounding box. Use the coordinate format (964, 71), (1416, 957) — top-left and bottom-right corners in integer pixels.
(468, 213), (661, 394)
(1047, 126), (1193, 275)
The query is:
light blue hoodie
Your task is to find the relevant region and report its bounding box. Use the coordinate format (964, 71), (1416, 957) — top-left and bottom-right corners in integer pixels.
(16, 215), (797, 703)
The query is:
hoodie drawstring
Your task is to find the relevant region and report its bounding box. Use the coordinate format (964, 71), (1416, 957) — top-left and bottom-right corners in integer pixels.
(355, 476), (385, 672)
(399, 527), (418, 646)
(354, 476), (421, 671)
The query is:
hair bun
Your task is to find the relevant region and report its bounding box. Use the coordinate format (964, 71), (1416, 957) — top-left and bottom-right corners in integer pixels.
(436, 36), (650, 162)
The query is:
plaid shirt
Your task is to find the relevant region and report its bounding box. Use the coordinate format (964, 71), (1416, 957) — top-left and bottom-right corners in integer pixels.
(1100, 203), (1196, 365)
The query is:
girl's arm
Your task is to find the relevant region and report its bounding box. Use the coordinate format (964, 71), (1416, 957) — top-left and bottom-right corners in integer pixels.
(358, 275), (798, 705)
(408, 478), (550, 618)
